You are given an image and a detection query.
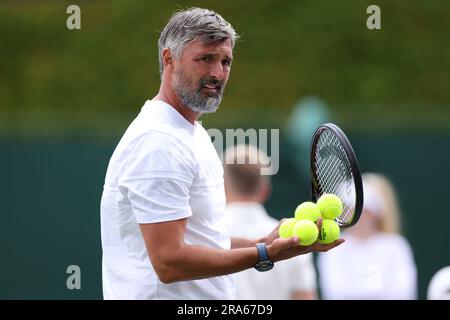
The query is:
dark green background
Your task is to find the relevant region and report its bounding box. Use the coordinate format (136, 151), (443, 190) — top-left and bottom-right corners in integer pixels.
(1, 0), (449, 300)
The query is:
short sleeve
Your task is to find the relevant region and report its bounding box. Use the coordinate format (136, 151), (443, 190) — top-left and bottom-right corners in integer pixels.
(118, 131), (197, 224)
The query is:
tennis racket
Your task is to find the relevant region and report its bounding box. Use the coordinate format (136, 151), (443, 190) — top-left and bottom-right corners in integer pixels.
(310, 123), (363, 228)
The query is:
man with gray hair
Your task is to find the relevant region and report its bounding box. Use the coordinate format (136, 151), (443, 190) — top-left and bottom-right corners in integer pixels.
(100, 7), (343, 300)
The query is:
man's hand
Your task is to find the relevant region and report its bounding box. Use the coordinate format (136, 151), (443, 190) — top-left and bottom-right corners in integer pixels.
(265, 218), (345, 262)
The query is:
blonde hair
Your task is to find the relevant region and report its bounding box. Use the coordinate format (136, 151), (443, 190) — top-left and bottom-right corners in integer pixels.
(223, 144), (269, 196)
(362, 172), (402, 234)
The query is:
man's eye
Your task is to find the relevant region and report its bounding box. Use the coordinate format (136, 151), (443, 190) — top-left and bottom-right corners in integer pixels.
(222, 60), (231, 66)
(202, 56), (211, 62)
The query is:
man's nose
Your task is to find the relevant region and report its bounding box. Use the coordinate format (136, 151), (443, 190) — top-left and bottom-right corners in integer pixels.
(209, 61), (225, 80)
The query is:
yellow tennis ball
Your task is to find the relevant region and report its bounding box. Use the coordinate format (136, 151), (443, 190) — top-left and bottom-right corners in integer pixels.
(279, 218), (297, 238)
(318, 219), (340, 244)
(294, 201), (321, 222)
(317, 194), (343, 219)
(292, 220), (319, 246)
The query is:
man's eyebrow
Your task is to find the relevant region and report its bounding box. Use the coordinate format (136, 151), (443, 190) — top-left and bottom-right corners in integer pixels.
(196, 52), (233, 60)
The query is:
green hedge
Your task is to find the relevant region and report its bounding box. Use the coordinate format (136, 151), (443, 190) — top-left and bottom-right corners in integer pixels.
(1, 0), (449, 137)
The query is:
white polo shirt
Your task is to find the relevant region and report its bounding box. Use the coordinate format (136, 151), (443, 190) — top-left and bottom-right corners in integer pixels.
(100, 100), (235, 300)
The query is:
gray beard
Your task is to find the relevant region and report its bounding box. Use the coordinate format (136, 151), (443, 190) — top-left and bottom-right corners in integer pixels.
(173, 72), (224, 114)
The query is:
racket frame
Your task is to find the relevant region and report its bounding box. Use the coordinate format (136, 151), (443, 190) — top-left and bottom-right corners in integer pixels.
(310, 123), (363, 228)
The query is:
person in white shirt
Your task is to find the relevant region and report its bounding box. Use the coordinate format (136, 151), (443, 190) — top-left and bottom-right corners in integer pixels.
(317, 173), (417, 300)
(100, 7), (344, 300)
(223, 144), (318, 300)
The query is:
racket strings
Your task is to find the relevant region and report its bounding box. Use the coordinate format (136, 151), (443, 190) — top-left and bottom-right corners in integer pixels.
(314, 130), (355, 224)
(316, 133), (346, 196)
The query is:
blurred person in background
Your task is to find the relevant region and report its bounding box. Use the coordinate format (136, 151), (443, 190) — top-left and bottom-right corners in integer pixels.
(222, 144), (318, 300)
(317, 172), (417, 299)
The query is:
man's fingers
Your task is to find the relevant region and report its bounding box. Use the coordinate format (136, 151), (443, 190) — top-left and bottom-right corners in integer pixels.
(273, 235), (299, 247)
(315, 218), (323, 240)
(315, 217), (323, 230)
(291, 235), (299, 246)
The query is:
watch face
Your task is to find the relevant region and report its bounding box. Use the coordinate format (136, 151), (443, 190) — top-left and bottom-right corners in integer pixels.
(256, 261), (274, 272)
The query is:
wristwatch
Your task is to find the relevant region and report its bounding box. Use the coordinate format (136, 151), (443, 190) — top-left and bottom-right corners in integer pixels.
(254, 243), (274, 272)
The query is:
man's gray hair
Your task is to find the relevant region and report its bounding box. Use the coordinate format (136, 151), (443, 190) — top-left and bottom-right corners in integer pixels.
(158, 7), (238, 75)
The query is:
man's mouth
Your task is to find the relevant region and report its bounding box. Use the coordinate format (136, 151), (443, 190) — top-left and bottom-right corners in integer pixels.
(202, 84), (222, 94)
(203, 84), (219, 90)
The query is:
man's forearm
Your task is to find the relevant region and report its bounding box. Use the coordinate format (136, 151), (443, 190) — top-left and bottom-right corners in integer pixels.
(163, 236), (274, 282)
(230, 237), (260, 249)
(157, 244), (259, 283)
(231, 233), (276, 249)
(140, 219), (286, 284)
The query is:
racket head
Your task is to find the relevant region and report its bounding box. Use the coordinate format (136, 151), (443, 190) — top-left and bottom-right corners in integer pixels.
(310, 123), (363, 228)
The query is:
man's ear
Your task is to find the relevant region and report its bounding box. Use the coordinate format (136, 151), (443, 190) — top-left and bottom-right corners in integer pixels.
(162, 48), (173, 70)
